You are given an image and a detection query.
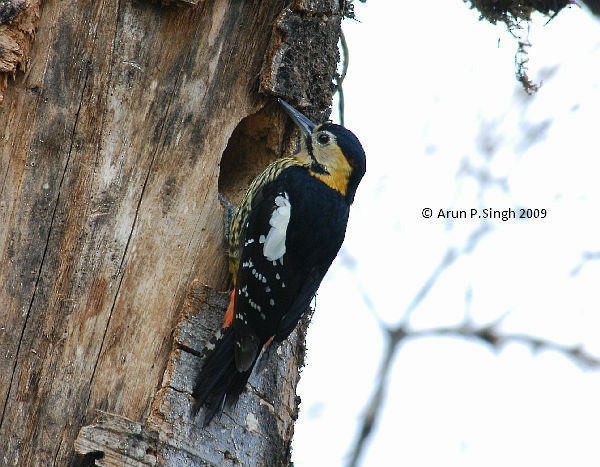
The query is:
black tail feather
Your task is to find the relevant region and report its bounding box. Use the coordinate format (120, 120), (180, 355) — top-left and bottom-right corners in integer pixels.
(192, 327), (255, 425)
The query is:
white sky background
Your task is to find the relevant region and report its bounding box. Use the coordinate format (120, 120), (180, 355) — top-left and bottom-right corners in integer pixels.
(293, 1), (600, 466)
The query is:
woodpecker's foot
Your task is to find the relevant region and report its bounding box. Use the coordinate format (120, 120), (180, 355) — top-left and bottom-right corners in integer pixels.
(218, 193), (235, 245)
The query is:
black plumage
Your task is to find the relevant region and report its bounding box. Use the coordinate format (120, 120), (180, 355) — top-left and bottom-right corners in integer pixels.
(192, 100), (366, 425)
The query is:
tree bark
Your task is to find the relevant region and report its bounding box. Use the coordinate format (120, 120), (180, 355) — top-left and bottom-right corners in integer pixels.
(0, 0), (343, 464)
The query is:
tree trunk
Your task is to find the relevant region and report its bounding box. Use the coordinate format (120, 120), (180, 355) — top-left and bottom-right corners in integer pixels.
(0, 0), (343, 464)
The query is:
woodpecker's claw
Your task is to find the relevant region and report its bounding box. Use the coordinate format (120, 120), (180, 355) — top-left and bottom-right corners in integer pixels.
(218, 193), (235, 246)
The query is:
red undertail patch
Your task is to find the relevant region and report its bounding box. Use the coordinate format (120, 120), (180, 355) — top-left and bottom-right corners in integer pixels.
(223, 289), (235, 329)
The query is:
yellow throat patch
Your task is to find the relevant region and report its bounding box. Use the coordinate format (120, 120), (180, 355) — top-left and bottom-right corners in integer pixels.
(309, 145), (353, 196)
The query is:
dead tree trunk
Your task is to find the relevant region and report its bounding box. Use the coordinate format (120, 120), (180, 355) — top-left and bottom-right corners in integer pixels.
(0, 0), (343, 464)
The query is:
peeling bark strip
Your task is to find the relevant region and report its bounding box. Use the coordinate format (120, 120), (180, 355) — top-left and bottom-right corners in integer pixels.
(0, 0), (341, 464)
(76, 282), (305, 466)
(75, 414), (160, 467)
(261, 0), (342, 114)
(0, 0), (40, 103)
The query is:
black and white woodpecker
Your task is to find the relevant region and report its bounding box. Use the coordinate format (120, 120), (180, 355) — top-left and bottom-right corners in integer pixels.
(192, 98), (366, 423)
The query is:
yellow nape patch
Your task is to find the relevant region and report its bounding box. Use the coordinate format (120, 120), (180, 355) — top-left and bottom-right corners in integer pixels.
(309, 146), (352, 196)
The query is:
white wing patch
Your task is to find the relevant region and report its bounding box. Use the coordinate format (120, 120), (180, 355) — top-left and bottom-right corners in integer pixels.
(261, 193), (290, 262)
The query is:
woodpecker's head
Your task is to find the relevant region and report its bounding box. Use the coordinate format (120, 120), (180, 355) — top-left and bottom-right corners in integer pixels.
(279, 99), (366, 204)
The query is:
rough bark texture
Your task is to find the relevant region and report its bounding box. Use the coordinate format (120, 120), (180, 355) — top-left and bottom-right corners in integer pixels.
(75, 282), (308, 466)
(0, 0), (41, 103)
(0, 0), (342, 465)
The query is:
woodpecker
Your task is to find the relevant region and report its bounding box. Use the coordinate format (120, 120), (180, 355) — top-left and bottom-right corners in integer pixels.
(192, 98), (366, 424)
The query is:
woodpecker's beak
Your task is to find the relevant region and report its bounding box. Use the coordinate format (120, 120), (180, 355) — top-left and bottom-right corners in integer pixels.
(278, 98), (316, 137)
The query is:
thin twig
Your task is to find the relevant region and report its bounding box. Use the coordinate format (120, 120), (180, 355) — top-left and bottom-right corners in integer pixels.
(411, 323), (600, 369)
(336, 30), (349, 126)
(347, 330), (400, 467)
(347, 223), (491, 467)
(398, 222), (491, 326)
(347, 316), (600, 466)
(570, 251), (600, 276)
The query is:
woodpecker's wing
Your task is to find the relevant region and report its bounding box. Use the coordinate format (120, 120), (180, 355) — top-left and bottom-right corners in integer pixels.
(273, 265), (324, 341)
(232, 174), (294, 371)
(232, 166), (349, 367)
(272, 168), (350, 340)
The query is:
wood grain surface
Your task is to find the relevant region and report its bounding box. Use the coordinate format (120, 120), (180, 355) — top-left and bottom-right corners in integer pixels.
(0, 0), (342, 464)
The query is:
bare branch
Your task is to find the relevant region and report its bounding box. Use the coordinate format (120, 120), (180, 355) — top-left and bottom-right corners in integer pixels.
(345, 217), (600, 466)
(347, 315), (600, 467)
(347, 224), (491, 466)
(570, 250), (600, 276)
(347, 330), (399, 467)
(399, 222), (492, 325)
(410, 322), (600, 369)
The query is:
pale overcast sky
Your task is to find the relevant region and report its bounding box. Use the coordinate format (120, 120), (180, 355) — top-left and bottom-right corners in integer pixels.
(293, 2), (600, 466)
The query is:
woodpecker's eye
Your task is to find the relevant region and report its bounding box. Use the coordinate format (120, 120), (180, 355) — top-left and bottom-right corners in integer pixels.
(317, 133), (330, 145)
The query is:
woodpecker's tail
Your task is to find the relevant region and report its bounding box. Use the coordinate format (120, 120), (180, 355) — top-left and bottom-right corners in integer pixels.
(191, 326), (253, 425)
